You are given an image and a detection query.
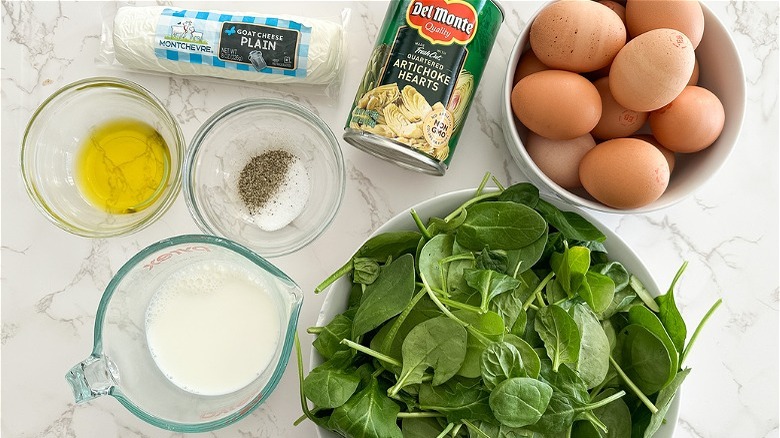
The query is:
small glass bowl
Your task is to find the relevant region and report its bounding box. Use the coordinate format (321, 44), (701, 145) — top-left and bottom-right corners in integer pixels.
(184, 99), (345, 257)
(21, 77), (185, 237)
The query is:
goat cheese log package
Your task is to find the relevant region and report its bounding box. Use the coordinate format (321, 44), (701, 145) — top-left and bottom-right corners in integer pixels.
(101, 6), (347, 88)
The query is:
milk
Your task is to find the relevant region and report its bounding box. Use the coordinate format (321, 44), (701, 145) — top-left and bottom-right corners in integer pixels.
(145, 260), (281, 396)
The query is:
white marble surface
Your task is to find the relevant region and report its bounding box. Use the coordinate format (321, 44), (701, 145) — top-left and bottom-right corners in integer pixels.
(1, 1), (777, 437)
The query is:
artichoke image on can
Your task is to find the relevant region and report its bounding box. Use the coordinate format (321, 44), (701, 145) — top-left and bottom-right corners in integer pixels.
(344, 0), (504, 176)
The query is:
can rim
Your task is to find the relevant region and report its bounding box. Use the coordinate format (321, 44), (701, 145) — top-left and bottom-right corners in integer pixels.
(343, 129), (447, 176)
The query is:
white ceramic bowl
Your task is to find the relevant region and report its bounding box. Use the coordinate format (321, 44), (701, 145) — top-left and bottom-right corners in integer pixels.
(310, 189), (678, 438)
(501, 1), (746, 213)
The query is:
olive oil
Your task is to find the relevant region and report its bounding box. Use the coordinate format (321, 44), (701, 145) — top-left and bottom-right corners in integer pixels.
(76, 119), (170, 214)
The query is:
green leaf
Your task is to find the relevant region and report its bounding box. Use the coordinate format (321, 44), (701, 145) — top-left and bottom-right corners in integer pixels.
(550, 244), (591, 297)
(503, 334), (542, 379)
(618, 324), (674, 395)
(418, 376), (494, 423)
(355, 231), (422, 261)
(498, 182), (540, 207)
(580, 271), (615, 314)
(534, 199), (606, 243)
(392, 316), (468, 392)
(589, 389), (632, 438)
(353, 254), (416, 338)
(489, 377), (553, 428)
(655, 264), (687, 355)
(481, 342), (527, 390)
(401, 418), (446, 437)
(593, 262), (630, 293)
(313, 313), (353, 359)
(535, 305), (581, 372)
(353, 258), (380, 285)
(569, 303), (611, 389)
(457, 202), (547, 251)
(419, 233), (455, 292)
(508, 229), (549, 276)
(303, 367), (361, 409)
(628, 306), (680, 385)
(329, 378), (403, 438)
(455, 310), (506, 378)
(643, 368), (690, 437)
(629, 275), (660, 313)
(464, 268), (522, 312)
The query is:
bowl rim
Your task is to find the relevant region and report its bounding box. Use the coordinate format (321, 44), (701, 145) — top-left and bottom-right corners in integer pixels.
(20, 76), (185, 237)
(309, 187), (680, 438)
(183, 97), (346, 258)
(500, 1), (747, 214)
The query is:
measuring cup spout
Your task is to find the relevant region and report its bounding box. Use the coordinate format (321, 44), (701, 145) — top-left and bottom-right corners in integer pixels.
(66, 354), (118, 403)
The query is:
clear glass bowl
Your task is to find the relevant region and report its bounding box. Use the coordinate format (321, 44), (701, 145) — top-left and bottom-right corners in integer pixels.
(184, 98), (345, 257)
(21, 77), (185, 237)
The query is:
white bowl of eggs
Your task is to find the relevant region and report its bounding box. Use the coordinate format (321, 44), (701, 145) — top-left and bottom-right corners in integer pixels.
(501, 0), (745, 213)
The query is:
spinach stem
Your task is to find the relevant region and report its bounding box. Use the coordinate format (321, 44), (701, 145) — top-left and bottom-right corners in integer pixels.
(410, 208), (433, 240)
(440, 297), (484, 314)
(397, 412), (445, 419)
(491, 175), (505, 191)
(582, 390), (625, 412)
(681, 298), (722, 365)
(315, 261), (353, 293)
(306, 327), (323, 335)
(422, 273), (493, 345)
(475, 172), (491, 195)
(666, 261), (688, 295)
(450, 424), (462, 437)
(436, 423), (455, 438)
(340, 339), (402, 367)
(609, 356), (659, 414)
(524, 271), (554, 310)
(294, 333), (317, 425)
(462, 419), (490, 438)
(444, 192), (502, 222)
(582, 411), (608, 433)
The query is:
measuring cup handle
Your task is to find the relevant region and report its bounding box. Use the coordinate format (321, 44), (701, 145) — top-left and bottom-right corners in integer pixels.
(66, 354), (118, 403)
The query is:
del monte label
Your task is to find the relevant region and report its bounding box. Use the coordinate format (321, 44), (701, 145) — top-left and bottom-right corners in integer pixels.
(406, 0), (479, 45)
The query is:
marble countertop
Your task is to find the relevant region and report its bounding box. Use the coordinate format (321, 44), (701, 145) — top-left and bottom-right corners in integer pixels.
(2, 1), (777, 437)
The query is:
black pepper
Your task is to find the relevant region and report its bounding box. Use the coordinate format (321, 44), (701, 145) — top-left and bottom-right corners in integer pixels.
(238, 149), (295, 214)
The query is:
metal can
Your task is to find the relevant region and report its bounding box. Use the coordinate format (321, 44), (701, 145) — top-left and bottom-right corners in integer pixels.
(344, 0), (504, 176)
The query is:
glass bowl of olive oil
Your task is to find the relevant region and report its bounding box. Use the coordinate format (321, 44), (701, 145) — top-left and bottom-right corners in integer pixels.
(21, 77), (185, 237)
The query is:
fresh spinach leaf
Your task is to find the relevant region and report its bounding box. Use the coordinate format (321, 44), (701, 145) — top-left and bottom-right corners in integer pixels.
(569, 303), (611, 389)
(593, 262), (630, 293)
(455, 310), (506, 378)
(391, 316), (468, 393)
(643, 368), (690, 437)
(401, 417), (446, 437)
(550, 244), (591, 297)
(498, 182), (540, 207)
(590, 388), (632, 438)
(328, 378), (403, 438)
(476, 247), (509, 273)
(481, 342), (527, 390)
(419, 233), (455, 292)
(303, 367), (361, 409)
(534, 199), (606, 243)
(457, 202), (547, 251)
(418, 377), (494, 423)
(535, 305), (581, 372)
(618, 324), (674, 395)
(353, 258), (380, 285)
(503, 334), (542, 379)
(464, 268), (522, 313)
(353, 254), (416, 338)
(628, 306), (679, 385)
(489, 377), (553, 428)
(580, 271), (615, 315)
(313, 313), (354, 360)
(654, 263), (688, 355)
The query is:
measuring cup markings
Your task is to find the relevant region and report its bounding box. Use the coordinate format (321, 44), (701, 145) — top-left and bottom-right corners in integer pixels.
(143, 245), (211, 270)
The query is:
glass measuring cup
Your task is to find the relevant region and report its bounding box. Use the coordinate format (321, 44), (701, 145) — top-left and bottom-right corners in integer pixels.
(67, 235), (303, 432)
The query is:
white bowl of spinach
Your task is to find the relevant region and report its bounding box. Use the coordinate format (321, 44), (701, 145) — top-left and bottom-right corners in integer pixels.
(296, 178), (719, 438)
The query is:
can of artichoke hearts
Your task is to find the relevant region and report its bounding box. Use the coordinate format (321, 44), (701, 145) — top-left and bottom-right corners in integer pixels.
(344, 0), (504, 176)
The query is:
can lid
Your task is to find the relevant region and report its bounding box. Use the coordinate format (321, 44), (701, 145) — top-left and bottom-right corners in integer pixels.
(344, 129), (447, 176)
(489, 0), (506, 22)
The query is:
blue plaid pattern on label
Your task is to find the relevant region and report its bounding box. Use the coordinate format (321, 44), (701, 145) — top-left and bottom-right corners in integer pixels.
(153, 8), (311, 77)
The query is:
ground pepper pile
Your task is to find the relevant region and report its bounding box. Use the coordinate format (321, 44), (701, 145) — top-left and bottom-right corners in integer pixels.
(238, 149), (296, 214)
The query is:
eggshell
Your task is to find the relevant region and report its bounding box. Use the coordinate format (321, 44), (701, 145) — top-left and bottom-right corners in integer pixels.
(649, 85), (725, 153)
(598, 0), (627, 25)
(530, 0), (627, 72)
(525, 132), (596, 189)
(609, 28), (695, 112)
(688, 57), (700, 86)
(513, 49), (551, 85)
(579, 138), (670, 209)
(633, 133), (676, 173)
(512, 70), (602, 140)
(591, 77), (648, 140)
(626, 0), (705, 49)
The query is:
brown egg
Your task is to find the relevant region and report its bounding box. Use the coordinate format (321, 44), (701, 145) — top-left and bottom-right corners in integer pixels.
(633, 134), (676, 173)
(513, 49), (550, 85)
(525, 132), (596, 189)
(591, 77), (648, 140)
(512, 70), (602, 140)
(609, 28), (695, 112)
(598, 0), (627, 25)
(688, 57), (700, 86)
(626, 0), (705, 49)
(579, 138), (670, 209)
(649, 85), (725, 153)
(530, 0), (626, 72)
